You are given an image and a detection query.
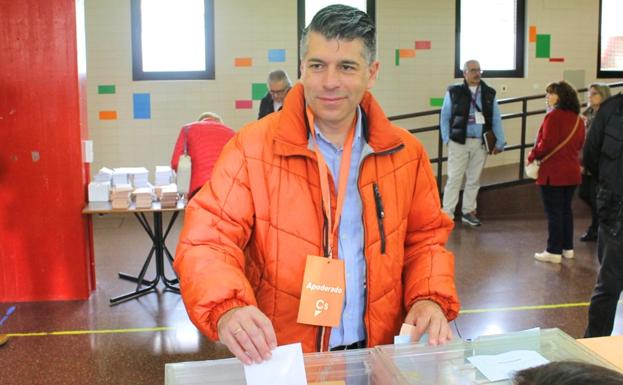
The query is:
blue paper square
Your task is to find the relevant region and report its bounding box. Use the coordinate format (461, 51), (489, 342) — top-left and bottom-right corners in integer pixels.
(133, 93), (151, 119)
(268, 49), (286, 63)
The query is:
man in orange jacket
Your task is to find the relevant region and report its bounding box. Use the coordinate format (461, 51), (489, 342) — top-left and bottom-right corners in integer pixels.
(174, 4), (460, 365)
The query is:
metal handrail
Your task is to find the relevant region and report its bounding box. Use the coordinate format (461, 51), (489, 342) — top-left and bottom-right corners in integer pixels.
(388, 81), (623, 193)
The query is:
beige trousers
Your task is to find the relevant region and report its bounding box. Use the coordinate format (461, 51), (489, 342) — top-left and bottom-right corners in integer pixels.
(442, 138), (487, 217)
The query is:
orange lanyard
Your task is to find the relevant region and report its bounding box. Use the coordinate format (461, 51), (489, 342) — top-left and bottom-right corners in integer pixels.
(306, 106), (356, 259)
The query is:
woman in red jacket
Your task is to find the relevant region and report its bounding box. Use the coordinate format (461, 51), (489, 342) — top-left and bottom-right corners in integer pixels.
(528, 81), (585, 263)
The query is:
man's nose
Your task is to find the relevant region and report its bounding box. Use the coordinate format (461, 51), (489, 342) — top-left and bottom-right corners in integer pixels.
(322, 67), (340, 89)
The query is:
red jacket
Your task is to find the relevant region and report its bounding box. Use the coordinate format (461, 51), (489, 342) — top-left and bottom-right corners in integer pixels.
(528, 109), (585, 186)
(174, 84), (459, 352)
(170, 120), (235, 195)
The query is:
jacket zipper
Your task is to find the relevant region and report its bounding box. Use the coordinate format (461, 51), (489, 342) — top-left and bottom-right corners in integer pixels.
(317, 201), (330, 352)
(372, 183), (386, 254)
(356, 144), (402, 347)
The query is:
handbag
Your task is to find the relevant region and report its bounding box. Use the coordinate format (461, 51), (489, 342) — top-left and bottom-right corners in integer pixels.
(176, 126), (192, 195)
(524, 116), (580, 179)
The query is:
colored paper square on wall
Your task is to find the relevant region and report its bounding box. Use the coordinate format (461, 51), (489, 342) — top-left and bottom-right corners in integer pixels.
(529, 26), (537, 43)
(98, 85), (116, 94)
(429, 98), (444, 107)
(268, 49), (286, 62)
(536, 35), (551, 58)
(133, 93), (151, 119)
(235, 100), (253, 109)
(99, 111), (117, 120)
(415, 41), (431, 50)
(399, 49), (416, 58)
(395, 49), (400, 66)
(549, 57), (565, 62)
(252, 83), (268, 100)
(235, 57), (253, 67)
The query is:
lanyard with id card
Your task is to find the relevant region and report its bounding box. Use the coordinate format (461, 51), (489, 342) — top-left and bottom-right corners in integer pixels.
(470, 85), (486, 124)
(296, 106), (355, 327)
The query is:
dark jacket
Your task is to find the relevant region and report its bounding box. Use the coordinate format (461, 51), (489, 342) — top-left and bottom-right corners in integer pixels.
(258, 93), (276, 119)
(447, 80), (496, 144)
(584, 93), (623, 196)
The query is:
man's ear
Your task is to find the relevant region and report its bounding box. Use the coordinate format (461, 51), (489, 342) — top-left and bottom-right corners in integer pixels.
(367, 61), (380, 89)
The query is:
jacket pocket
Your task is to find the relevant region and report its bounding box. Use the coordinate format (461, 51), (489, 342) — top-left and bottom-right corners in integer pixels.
(602, 135), (622, 160)
(602, 118), (623, 160)
(372, 183), (386, 254)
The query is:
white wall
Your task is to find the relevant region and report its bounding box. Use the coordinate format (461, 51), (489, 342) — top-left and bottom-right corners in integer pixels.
(85, 0), (622, 175)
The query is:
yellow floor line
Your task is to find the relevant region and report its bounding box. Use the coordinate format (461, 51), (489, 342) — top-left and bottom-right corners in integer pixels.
(5, 301), (623, 338)
(6, 326), (174, 338)
(461, 300), (623, 315)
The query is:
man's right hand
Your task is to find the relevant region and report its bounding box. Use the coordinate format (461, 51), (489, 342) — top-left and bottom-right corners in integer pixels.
(217, 306), (277, 365)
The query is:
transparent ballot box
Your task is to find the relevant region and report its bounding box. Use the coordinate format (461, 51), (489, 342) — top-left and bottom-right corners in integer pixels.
(165, 347), (400, 385)
(374, 328), (617, 385)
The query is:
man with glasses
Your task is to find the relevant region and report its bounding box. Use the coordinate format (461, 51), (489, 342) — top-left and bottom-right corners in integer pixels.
(258, 69), (292, 119)
(440, 59), (505, 226)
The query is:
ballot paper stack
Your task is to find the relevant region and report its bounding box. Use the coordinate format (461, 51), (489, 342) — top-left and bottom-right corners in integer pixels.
(111, 184), (132, 209)
(88, 167), (114, 202)
(159, 183), (179, 208)
(88, 182), (110, 202)
(93, 167), (113, 183)
(133, 187), (154, 209)
(155, 166), (174, 186)
(129, 167), (150, 188)
(112, 168), (129, 187)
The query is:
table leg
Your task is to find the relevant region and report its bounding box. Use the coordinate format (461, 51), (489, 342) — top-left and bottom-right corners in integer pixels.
(110, 209), (181, 305)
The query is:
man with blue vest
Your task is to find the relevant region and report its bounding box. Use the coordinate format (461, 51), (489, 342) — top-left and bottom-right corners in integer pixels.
(440, 60), (505, 226)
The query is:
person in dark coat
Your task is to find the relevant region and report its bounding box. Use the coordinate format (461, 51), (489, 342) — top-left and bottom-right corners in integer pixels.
(583, 92), (623, 337)
(258, 69), (291, 119)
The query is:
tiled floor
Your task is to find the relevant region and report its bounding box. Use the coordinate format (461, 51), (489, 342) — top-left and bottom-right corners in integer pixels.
(0, 190), (621, 384)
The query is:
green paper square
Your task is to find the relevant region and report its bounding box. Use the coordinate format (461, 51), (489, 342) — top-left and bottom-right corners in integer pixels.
(395, 49), (400, 66)
(536, 35), (551, 58)
(98, 85), (116, 94)
(429, 97), (444, 107)
(252, 83), (268, 100)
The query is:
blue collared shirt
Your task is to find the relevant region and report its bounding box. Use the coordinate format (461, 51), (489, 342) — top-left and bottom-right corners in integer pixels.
(312, 108), (367, 348)
(440, 86), (505, 150)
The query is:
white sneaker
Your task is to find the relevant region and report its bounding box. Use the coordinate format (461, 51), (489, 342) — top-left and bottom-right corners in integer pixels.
(562, 249), (574, 259)
(534, 251), (562, 264)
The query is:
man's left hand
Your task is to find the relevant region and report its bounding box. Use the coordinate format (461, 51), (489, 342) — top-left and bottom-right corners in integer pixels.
(404, 300), (452, 346)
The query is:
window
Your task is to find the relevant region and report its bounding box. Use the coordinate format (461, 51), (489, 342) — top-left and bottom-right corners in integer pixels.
(455, 0), (525, 78)
(297, 0), (375, 75)
(131, 0), (214, 81)
(598, 0), (623, 78)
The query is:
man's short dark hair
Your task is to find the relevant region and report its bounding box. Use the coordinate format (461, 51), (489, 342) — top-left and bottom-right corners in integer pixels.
(513, 361), (623, 385)
(299, 4), (376, 65)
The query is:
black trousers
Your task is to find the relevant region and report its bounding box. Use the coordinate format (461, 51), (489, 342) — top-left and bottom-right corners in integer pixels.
(578, 174), (599, 231)
(540, 185), (577, 254)
(585, 219), (623, 337)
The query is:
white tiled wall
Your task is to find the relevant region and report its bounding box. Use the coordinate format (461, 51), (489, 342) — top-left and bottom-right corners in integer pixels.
(85, 0), (622, 175)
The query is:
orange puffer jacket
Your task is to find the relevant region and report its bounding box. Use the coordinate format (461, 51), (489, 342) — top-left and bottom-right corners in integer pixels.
(174, 84), (460, 352)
